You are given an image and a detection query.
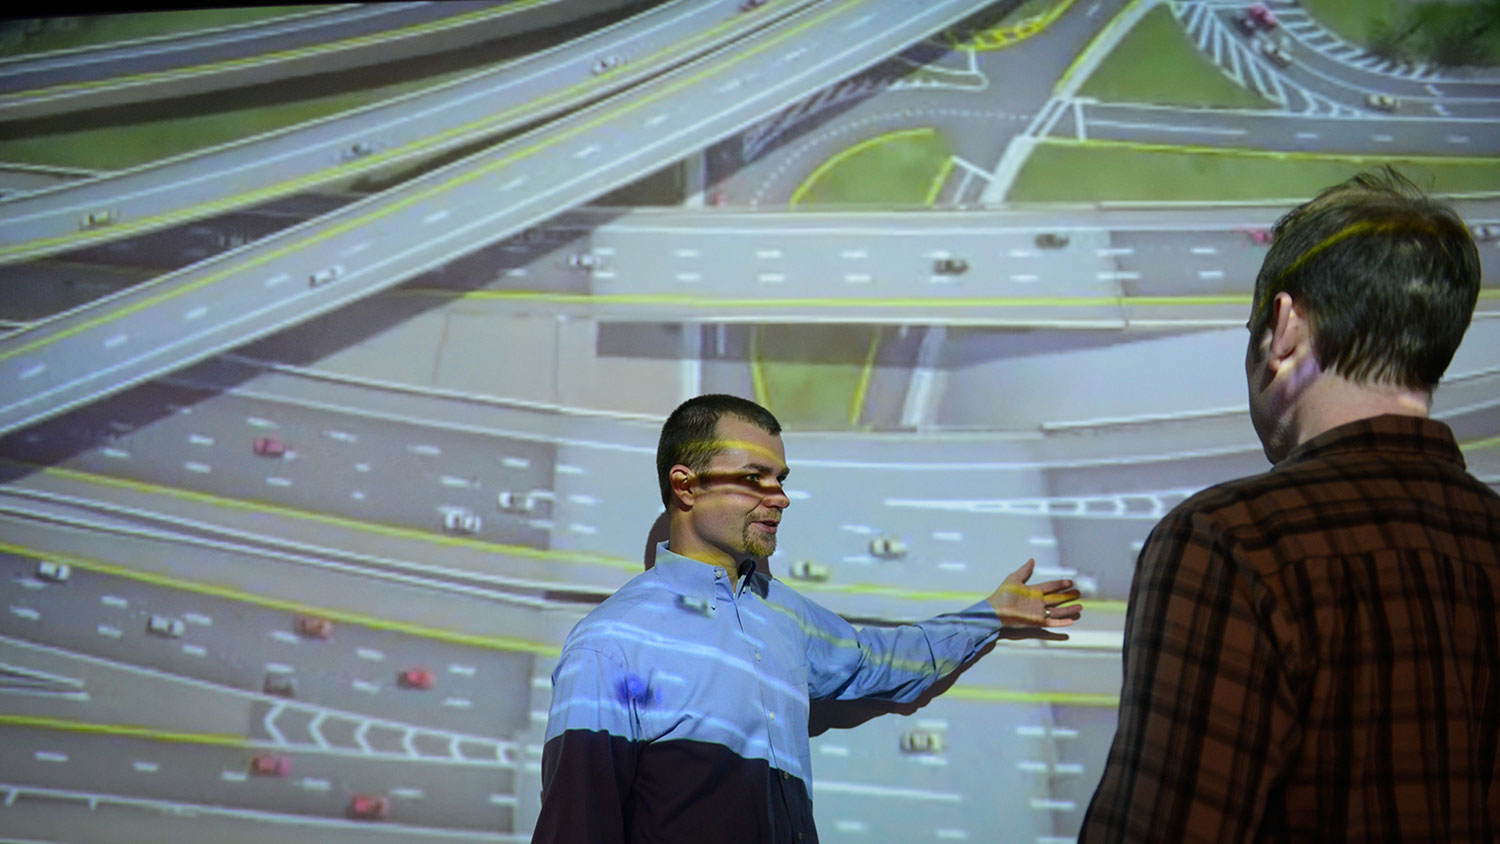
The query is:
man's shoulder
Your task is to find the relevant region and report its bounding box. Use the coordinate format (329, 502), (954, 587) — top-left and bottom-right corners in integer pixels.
(561, 571), (666, 652)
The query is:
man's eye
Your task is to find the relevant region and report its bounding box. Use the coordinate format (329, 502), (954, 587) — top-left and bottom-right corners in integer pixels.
(744, 473), (760, 482)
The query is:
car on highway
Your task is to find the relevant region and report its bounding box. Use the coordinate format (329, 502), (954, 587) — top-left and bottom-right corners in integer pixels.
(497, 490), (532, 514)
(441, 508), (481, 535)
(933, 257), (969, 274)
(250, 754), (291, 777)
(787, 559), (832, 582)
(296, 615), (334, 639)
(1260, 40), (1292, 67)
(591, 55), (623, 75)
(568, 252), (600, 269)
(1472, 223), (1500, 241)
(900, 729), (946, 754)
(1244, 3), (1278, 31)
(348, 794), (390, 820)
(869, 535), (907, 559)
(79, 210), (116, 229)
(1364, 93), (1398, 112)
(36, 560), (71, 582)
(252, 436), (286, 458)
(397, 668), (436, 690)
(1034, 232), (1069, 249)
(308, 264), (344, 287)
(740, 0), (768, 10)
(263, 673), (296, 697)
(1238, 227), (1272, 245)
(676, 594), (712, 615)
(342, 141), (375, 159)
(146, 615), (186, 638)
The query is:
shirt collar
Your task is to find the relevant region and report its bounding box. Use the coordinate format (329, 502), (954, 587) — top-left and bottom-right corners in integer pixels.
(1277, 414), (1465, 470)
(652, 543), (763, 601)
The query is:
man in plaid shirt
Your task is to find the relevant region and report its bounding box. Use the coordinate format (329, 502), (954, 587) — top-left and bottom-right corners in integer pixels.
(1079, 168), (1499, 843)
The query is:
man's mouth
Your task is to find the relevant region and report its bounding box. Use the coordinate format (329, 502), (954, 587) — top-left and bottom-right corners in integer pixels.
(752, 519), (779, 533)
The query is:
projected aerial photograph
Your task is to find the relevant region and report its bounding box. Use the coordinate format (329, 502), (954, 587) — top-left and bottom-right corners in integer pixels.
(0, 1), (1496, 841)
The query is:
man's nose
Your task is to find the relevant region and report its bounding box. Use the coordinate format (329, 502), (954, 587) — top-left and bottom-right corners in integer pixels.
(763, 482), (790, 509)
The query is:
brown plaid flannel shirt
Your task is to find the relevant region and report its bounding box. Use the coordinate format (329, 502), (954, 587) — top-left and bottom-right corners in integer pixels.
(1080, 414), (1500, 843)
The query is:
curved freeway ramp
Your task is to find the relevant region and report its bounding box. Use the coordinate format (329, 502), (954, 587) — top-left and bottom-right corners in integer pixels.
(0, 0), (811, 265)
(0, 0), (644, 121)
(0, 0), (995, 437)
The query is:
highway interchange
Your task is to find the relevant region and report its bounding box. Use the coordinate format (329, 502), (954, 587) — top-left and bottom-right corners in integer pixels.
(0, 0), (1497, 842)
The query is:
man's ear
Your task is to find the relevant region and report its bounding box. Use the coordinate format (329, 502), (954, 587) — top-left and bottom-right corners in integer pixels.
(668, 465), (697, 510)
(1267, 291), (1310, 371)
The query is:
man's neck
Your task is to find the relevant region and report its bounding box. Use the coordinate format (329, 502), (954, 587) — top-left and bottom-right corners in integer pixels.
(664, 535), (742, 591)
(1285, 375), (1430, 453)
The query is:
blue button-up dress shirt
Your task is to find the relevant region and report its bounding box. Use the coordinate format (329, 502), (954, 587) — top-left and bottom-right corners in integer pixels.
(533, 543), (1005, 843)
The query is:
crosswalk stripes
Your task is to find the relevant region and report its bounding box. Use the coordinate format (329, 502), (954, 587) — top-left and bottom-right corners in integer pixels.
(1171, 1), (1351, 116)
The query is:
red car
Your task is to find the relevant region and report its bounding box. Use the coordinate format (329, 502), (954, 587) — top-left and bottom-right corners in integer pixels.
(1246, 3), (1278, 30)
(397, 668), (436, 690)
(348, 794), (390, 820)
(251, 436), (286, 458)
(249, 754), (290, 777)
(295, 615), (333, 639)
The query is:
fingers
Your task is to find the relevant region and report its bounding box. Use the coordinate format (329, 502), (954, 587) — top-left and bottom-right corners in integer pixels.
(1030, 578), (1075, 596)
(1005, 557), (1036, 583)
(1043, 603), (1083, 625)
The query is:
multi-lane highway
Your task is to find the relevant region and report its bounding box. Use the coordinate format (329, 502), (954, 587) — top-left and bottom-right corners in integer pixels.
(2, 0), (1498, 841)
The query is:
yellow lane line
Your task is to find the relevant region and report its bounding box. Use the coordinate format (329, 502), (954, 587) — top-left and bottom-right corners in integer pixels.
(1, 2), (550, 104)
(0, 0), (868, 362)
(848, 328), (881, 426)
(0, 538), (562, 655)
(0, 715), (246, 746)
(947, 687), (1119, 707)
(750, 325), (770, 409)
(1054, 0), (1150, 94)
(395, 288), (1256, 308)
(1040, 135), (1500, 165)
(947, 0), (1079, 52)
(0, 1), (797, 264)
(924, 156), (955, 206)
(789, 127), (936, 208)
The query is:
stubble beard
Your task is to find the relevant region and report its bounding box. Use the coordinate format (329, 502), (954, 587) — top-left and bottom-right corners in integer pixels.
(741, 520), (776, 559)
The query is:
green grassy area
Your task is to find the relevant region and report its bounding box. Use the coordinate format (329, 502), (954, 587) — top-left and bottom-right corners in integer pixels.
(754, 326), (880, 429)
(1008, 140), (1500, 202)
(0, 66), (481, 172)
(790, 129), (952, 208)
(1300, 0), (1407, 43)
(1, 8), (328, 56)
(1302, 0), (1500, 65)
(1079, 5), (1271, 109)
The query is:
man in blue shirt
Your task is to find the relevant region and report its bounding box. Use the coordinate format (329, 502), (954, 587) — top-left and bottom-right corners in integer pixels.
(533, 394), (1083, 843)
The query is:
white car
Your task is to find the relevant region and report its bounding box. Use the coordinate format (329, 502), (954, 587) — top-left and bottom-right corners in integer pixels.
(308, 265), (344, 287)
(567, 253), (600, 269)
(676, 594), (712, 616)
(147, 615), (186, 638)
(591, 55), (623, 75)
(869, 535), (908, 559)
(1260, 40), (1292, 67)
(497, 490), (539, 514)
(442, 508), (482, 535)
(1471, 223), (1500, 241)
(36, 560), (71, 582)
(787, 560), (832, 582)
(79, 209), (116, 229)
(1364, 93), (1397, 112)
(900, 730), (946, 754)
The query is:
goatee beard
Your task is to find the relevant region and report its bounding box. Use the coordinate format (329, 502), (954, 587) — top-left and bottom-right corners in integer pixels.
(742, 523), (776, 558)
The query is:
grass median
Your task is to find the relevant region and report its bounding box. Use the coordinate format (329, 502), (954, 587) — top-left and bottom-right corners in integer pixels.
(753, 325), (881, 430)
(1008, 139), (1500, 202)
(1078, 4), (1271, 109)
(789, 127), (953, 208)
